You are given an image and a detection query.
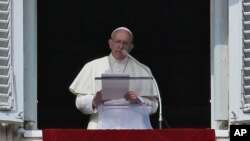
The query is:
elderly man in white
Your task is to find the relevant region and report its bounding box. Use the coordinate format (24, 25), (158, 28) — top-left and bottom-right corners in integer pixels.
(69, 27), (158, 129)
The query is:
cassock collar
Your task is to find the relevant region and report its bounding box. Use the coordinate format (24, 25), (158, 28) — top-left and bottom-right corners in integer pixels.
(109, 53), (128, 65)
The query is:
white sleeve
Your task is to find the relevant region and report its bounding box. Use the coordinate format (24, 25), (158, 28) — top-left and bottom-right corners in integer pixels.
(75, 94), (97, 114)
(138, 96), (159, 114)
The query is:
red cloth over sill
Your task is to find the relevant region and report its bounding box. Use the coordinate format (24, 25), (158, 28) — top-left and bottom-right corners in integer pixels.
(42, 128), (215, 141)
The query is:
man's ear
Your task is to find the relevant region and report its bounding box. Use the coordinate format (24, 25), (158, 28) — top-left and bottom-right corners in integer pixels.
(108, 39), (113, 49)
(131, 44), (134, 49)
(128, 44), (134, 52)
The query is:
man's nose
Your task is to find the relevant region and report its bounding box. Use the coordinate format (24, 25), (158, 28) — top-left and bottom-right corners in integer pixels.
(118, 42), (125, 48)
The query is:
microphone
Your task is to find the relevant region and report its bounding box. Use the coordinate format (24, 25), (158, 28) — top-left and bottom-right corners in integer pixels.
(122, 50), (163, 129)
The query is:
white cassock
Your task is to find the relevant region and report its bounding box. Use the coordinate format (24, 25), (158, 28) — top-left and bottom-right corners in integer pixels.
(69, 54), (159, 129)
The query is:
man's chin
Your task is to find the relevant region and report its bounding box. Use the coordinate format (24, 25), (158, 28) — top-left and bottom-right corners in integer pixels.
(115, 54), (125, 60)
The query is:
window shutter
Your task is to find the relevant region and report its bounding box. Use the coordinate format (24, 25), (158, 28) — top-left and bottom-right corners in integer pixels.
(242, 0), (250, 113)
(0, 0), (23, 123)
(0, 0), (12, 110)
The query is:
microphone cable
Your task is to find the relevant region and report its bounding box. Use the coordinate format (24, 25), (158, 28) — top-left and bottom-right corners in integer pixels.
(122, 50), (163, 129)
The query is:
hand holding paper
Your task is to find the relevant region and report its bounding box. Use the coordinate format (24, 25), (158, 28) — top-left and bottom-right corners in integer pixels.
(124, 91), (141, 104)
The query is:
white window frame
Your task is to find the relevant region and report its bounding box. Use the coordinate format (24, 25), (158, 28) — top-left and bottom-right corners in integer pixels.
(0, 0), (24, 123)
(229, 0), (250, 124)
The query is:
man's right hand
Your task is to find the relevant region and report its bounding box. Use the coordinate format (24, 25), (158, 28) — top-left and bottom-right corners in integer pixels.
(92, 90), (103, 106)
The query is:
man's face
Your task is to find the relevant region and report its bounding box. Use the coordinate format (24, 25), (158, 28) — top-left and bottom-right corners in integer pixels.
(109, 30), (133, 60)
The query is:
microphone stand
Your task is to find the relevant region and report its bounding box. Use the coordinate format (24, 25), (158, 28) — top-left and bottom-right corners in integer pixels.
(122, 51), (163, 129)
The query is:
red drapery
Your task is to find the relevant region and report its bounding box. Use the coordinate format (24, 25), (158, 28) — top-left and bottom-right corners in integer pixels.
(43, 128), (215, 141)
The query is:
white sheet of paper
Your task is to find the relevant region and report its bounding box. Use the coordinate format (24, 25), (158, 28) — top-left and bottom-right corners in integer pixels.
(101, 74), (129, 100)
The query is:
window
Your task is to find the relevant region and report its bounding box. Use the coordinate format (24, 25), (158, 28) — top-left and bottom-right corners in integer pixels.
(229, 0), (250, 124)
(0, 0), (24, 123)
(0, 0), (12, 111)
(242, 0), (250, 113)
